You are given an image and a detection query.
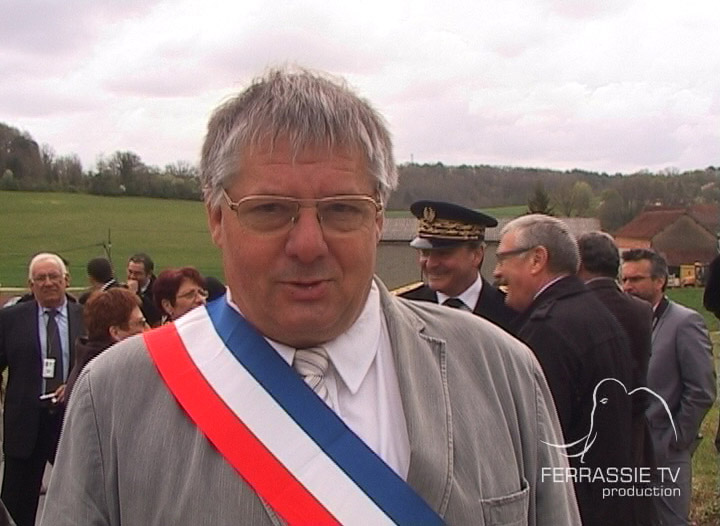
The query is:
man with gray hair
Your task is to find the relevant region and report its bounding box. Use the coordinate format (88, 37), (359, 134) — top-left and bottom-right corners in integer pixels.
(494, 215), (635, 526)
(0, 253), (85, 526)
(42, 69), (579, 525)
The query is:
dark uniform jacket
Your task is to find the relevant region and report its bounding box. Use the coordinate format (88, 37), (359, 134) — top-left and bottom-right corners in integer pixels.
(511, 275), (634, 526)
(399, 277), (516, 332)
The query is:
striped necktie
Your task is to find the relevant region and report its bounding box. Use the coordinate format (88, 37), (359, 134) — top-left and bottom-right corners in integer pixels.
(293, 347), (334, 409)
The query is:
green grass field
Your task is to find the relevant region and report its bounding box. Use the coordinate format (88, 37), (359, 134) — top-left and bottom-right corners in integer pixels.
(1, 191), (527, 287)
(0, 190), (222, 287)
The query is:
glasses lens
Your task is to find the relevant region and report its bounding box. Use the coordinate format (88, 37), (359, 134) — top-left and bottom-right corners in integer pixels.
(318, 199), (376, 232)
(33, 273), (63, 283)
(236, 198), (297, 232)
(178, 289), (208, 301)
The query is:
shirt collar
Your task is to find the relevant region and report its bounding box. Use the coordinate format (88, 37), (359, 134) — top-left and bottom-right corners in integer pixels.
(534, 274), (569, 300)
(225, 283), (382, 395)
(38, 298), (68, 317)
(436, 272), (482, 309)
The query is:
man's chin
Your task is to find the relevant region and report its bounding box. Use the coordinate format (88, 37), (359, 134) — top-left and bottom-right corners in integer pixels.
(426, 277), (447, 291)
(261, 306), (351, 347)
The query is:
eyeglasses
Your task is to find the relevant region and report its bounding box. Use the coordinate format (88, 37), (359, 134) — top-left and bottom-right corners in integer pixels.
(495, 246), (537, 263)
(176, 288), (209, 301)
(221, 190), (382, 234)
(127, 317), (148, 330)
(31, 273), (64, 284)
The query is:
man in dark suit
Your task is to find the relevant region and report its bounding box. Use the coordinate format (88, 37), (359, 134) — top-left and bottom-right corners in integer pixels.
(577, 232), (657, 525)
(494, 215), (635, 526)
(622, 248), (715, 526)
(0, 253), (85, 526)
(126, 252), (161, 327)
(399, 200), (516, 331)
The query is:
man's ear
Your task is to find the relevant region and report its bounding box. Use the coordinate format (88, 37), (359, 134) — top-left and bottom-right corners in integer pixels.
(374, 214), (384, 245)
(529, 246), (549, 275)
(206, 201), (224, 249)
(472, 246), (485, 268)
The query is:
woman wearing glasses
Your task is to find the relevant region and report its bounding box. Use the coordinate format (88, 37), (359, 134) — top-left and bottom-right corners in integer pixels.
(152, 267), (209, 323)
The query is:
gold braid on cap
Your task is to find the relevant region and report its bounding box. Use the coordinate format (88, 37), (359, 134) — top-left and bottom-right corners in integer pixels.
(417, 213), (485, 241)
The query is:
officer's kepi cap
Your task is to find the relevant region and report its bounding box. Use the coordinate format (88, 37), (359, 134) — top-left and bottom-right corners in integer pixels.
(409, 200), (498, 249)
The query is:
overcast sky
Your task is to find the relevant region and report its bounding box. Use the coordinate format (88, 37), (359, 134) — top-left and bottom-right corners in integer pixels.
(2, 0), (718, 175)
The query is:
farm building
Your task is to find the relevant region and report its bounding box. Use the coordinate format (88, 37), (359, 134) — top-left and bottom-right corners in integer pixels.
(614, 205), (719, 285)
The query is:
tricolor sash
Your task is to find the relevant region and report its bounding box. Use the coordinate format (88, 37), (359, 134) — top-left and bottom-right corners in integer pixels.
(145, 299), (443, 526)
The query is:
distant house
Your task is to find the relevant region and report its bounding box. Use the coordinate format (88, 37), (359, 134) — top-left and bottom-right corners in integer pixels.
(614, 205), (719, 274)
(377, 215), (601, 289)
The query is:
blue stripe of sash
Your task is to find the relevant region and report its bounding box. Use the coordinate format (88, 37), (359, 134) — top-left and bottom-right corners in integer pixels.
(206, 299), (443, 526)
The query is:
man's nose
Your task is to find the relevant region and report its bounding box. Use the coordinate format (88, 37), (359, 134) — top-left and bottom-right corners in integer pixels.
(492, 265), (502, 280)
(285, 208), (329, 263)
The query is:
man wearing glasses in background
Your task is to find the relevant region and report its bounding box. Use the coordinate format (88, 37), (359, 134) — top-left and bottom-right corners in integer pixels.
(42, 68), (579, 525)
(494, 215), (635, 526)
(622, 249), (715, 526)
(0, 253), (85, 526)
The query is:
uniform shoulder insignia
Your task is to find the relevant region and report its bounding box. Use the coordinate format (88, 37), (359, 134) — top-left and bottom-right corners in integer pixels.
(393, 281), (425, 297)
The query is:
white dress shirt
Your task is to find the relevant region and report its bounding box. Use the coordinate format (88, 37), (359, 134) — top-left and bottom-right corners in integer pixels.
(436, 272), (483, 311)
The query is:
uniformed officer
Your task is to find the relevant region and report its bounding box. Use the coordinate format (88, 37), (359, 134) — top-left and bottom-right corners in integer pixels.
(398, 200), (516, 331)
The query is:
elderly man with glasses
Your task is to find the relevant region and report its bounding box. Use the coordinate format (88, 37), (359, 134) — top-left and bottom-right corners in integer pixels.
(493, 214), (636, 526)
(42, 68), (579, 525)
(0, 253), (85, 526)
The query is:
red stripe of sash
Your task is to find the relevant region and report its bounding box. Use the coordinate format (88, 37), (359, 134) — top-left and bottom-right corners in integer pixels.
(145, 324), (340, 526)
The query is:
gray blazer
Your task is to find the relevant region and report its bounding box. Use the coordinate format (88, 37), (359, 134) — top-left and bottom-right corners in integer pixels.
(647, 299), (716, 455)
(41, 279), (579, 525)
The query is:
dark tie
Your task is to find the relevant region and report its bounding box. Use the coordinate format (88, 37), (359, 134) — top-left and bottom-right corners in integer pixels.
(45, 308), (64, 391)
(443, 298), (467, 310)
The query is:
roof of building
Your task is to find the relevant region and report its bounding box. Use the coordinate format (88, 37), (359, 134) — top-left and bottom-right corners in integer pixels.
(614, 209), (687, 239)
(689, 203), (719, 234)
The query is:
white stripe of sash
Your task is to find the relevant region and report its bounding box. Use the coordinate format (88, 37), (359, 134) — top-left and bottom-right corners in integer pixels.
(175, 308), (395, 526)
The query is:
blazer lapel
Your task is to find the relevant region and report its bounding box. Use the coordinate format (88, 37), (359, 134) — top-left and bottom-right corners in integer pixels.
(30, 300), (42, 360)
(378, 280), (453, 516)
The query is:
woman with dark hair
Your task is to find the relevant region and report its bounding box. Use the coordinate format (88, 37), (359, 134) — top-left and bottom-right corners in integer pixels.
(152, 267), (208, 323)
(66, 288), (147, 401)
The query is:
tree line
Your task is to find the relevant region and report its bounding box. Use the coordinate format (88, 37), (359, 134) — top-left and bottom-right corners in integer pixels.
(0, 123), (200, 200)
(2, 121), (719, 231)
(389, 164), (720, 231)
